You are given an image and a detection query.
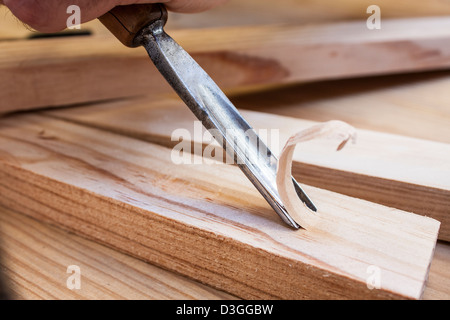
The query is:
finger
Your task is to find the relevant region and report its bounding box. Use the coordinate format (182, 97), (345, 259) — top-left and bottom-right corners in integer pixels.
(3, 0), (228, 33)
(2, 0), (158, 32)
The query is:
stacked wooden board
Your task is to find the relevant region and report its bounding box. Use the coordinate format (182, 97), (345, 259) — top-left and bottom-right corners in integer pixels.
(45, 97), (450, 241)
(0, 0), (449, 300)
(0, 112), (441, 299)
(4, 17), (450, 113)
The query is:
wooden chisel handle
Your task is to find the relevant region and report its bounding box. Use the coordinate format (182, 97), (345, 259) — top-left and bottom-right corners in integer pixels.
(99, 4), (168, 48)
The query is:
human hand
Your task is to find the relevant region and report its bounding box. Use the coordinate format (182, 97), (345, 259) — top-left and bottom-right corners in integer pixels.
(0, 0), (228, 32)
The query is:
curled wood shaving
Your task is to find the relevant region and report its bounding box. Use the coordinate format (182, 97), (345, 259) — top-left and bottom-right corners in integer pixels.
(276, 120), (357, 230)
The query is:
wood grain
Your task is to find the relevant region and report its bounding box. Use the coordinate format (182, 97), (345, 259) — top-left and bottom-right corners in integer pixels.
(4, 17), (450, 113)
(233, 71), (450, 144)
(1, 205), (448, 300)
(0, 206), (235, 300)
(166, 0), (450, 30)
(46, 97), (450, 241)
(0, 114), (439, 299)
(422, 242), (450, 300)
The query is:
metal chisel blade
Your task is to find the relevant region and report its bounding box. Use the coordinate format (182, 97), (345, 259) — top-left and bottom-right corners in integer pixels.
(135, 20), (317, 228)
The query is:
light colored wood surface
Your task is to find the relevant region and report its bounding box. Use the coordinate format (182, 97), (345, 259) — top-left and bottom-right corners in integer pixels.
(4, 17), (450, 113)
(1, 204), (448, 300)
(422, 242), (450, 300)
(167, 0), (450, 29)
(0, 204), (448, 300)
(0, 114), (440, 299)
(0, 205), (235, 300)
(233, 71), (450, 144)
(46, 97), (450, 241)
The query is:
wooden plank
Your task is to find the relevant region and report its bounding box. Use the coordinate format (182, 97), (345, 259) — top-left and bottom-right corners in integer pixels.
(0, 114), (439, 299)
(1, 205), (448, 300)
(233, 71), (450, 144)
(167, 0), (450, 30)
(4, 17), (450, 113)
(0, 206), (235, 300)
(46, 97), (450, 241)
(422, 242), (450, 300)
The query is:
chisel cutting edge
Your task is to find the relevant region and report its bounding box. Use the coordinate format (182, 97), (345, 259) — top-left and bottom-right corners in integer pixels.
(99, 3), (317, 229)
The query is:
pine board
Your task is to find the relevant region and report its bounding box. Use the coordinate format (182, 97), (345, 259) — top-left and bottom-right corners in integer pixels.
(3, 18), (450, 113)
(0, 114), (440, 299)
(46, 97), (450, 241)
(0, 206), (235, 300)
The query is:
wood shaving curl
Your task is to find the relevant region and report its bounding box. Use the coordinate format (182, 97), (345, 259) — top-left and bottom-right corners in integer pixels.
(276, 120), (357, 230)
